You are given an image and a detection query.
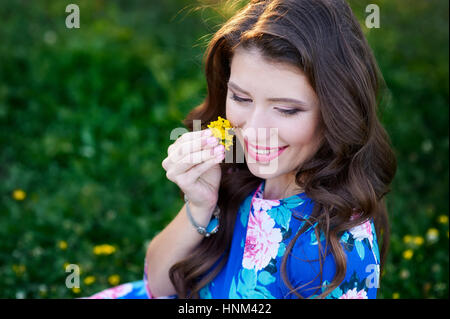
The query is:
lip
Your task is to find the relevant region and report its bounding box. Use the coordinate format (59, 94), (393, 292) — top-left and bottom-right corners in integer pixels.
(244, 137), (288, 163)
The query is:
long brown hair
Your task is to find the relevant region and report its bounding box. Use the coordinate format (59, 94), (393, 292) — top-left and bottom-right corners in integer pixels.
(169, 0), (397, 298)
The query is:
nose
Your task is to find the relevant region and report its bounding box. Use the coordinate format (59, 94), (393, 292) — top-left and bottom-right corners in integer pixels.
(239, 107), (278, 145)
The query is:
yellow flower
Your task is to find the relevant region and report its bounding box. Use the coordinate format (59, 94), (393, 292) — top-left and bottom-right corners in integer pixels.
(207, 116), (234, 151)
(413, 236), (424, 246)
(12, 189), (26, 201)
(84, 276), (96, 285)
(108, 274), (120, 286)
(403, 235), (413, 244)
(12, 264), (26, 276)
(402, 249), (414, 260)
(437, 215), (448, 224)
(392, 292), (400, 299)
(426, 228), (439, 243)
(72, 287), (81, 294)
(58, 240), (68, 250)
(93, 244), (116, 255)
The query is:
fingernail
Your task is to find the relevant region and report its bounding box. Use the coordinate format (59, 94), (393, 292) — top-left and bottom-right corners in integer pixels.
(214, 144), (225, 154)
(216, 153), (225, 162)
(207, 137), (218, 145)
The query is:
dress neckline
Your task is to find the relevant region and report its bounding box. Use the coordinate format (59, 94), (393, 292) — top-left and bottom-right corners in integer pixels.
(256, 179), (306, 202)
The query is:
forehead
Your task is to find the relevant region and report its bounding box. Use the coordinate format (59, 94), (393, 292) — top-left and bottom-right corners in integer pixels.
(229, 46), (316, 101)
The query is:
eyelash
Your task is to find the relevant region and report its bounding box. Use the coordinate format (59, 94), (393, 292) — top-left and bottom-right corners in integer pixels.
(229, 93), (301, 116)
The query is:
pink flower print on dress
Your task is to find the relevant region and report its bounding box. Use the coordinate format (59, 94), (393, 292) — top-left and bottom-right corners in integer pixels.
(252, 198), (280, 214)
(349, 219), (373, 246)
(242, 209), (282, 271)
(339, 287), (368, 299)
(86, 283), (133, 299)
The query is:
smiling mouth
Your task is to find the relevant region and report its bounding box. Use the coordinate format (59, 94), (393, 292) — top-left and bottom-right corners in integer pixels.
(244, 137), (288, 162)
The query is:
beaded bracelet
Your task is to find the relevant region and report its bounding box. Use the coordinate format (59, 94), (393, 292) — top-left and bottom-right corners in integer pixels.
(184, 194), (220, 237)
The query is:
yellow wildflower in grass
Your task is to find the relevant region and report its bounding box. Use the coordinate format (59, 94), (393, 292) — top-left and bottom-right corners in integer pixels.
(108, 274), (120, 286)
(207, 116), (234, 151)
(12, 264), (26, 276)
(93, 244), (116, 255)
(403, 235), (413, 244)
(58, 240), (68, 250)
(413, 236), (424, 246)
(72, 287), (81, 294)
(437, 214), (448, 224)
(426, 228), (439, 243)
(392, 292), (400, 299)
(84, 276), (96, 285)
(12, 189), (26, 201)
(402, 249), (414, 260)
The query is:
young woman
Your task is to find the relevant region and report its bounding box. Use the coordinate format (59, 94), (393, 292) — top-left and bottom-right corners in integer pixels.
(86, 0), (396, 299)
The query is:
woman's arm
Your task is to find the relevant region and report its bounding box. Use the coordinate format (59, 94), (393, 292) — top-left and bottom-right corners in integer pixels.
(145, 202), (216, 298)
(147, 128), (225, 297)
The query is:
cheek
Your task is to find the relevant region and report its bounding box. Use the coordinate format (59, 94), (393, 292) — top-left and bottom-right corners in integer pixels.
(281, 118), (320, 148)
(226, 103), (248, 148)
(225, 102), (243, 128)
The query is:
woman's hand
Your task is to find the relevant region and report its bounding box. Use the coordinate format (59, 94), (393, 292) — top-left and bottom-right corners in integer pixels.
(162, 128), (225, 211)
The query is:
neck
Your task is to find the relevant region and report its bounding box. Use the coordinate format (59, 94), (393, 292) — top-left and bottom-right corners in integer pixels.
(263, 173), (303, 200)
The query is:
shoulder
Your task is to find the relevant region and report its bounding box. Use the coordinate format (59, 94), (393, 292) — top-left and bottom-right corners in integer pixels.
(326, 218), (380, 299)
(340, 218), (380, 265)
(284, 218), (380, 299)
(290, 217), (379, 263)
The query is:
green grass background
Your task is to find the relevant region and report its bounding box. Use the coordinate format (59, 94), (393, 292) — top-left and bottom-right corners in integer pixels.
(0, 0), (448, 298)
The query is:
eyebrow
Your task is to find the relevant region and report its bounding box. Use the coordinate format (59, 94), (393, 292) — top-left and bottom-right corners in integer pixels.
(227, 81), (310, 107)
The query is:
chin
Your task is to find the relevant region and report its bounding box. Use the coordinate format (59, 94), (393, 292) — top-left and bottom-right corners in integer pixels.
(245, 156), (283, 178)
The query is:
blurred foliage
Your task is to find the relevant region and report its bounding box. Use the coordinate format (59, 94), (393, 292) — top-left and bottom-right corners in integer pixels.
(0, 0), (447, 298)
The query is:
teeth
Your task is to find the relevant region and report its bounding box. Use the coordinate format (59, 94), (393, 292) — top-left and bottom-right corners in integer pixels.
(248, 145), (277, 155)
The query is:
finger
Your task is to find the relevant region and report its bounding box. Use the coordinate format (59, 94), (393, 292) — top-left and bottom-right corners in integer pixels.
(175, 134), (219, 162)
(164, 130), (213, 171)
(175, 128), (212, 146)
(170, 132), (218, 163)
(180, 151), (225, 184)
(170, 144), (225, 176)
(168, 129), (212, 158)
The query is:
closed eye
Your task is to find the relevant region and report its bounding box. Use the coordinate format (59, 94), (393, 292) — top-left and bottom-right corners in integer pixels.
(230, 93), (251, 103)
(276, 108), (300, 116)
(230, 93), (301, 116)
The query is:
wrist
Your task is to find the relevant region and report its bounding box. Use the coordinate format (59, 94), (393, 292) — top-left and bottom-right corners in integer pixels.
(189, 202), (217, 217)
(184, 195), (220, 237)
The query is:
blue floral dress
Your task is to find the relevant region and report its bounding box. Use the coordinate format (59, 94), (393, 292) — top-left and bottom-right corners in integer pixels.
(84, 179), (380, 299)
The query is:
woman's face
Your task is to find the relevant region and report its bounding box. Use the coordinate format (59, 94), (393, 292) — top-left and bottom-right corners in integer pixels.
(226, 46), (323, 179)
